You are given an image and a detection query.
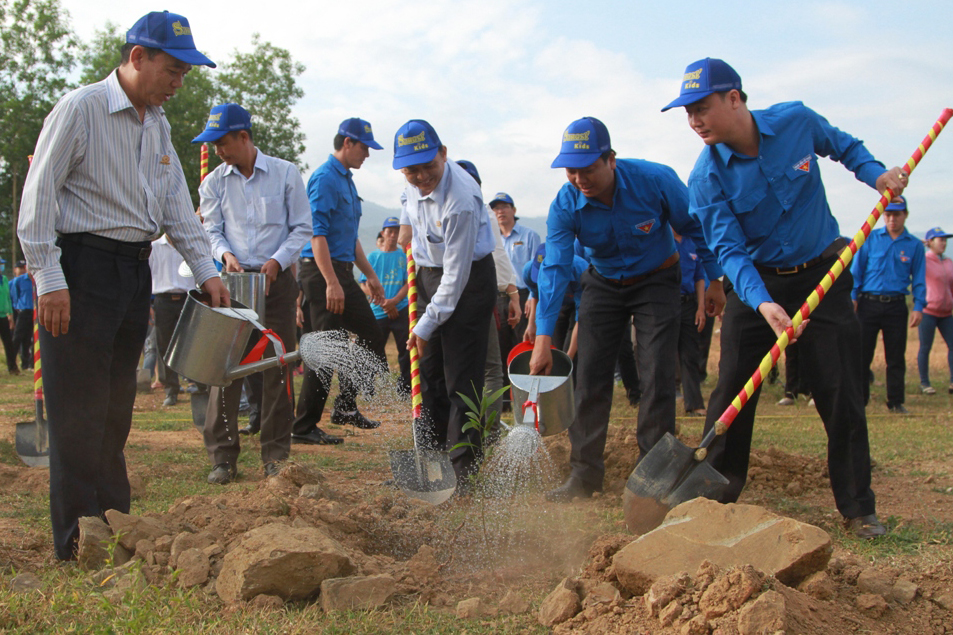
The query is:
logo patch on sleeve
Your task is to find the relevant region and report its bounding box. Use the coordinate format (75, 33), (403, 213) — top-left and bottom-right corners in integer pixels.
(793, 154), (812, 172)
(635, 220), (655, 234)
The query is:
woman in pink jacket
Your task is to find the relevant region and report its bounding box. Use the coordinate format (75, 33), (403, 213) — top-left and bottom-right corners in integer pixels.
(918, 227), (953, 394)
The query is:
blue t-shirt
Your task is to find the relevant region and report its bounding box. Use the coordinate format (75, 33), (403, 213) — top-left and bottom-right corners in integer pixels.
(301, 154), (361, 260)
(360, 249), (409, 320)
(688, 101), (886, 310)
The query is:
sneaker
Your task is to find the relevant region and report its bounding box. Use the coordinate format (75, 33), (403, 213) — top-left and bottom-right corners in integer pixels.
(207, 463), (236, 485)
(777, 396), (796, 406)
(921, 385), (936, 395)
(330, 409), (381, 429)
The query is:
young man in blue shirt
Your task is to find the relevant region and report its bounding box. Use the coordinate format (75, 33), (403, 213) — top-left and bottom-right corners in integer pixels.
(292, 118), (388, 445)
(663, 57), (907, 538)
(529, 117), (725, 502)
(673, 229), (708, 416)
(360, 217), (411, 396)
(851, 196), (926, 413)
(9, 261), (34, 371)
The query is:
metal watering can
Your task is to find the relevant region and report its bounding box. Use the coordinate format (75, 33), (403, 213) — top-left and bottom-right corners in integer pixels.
(164, 290), (299, 387)
(221, 271), (267, 323)
(506, 342), (575, 436)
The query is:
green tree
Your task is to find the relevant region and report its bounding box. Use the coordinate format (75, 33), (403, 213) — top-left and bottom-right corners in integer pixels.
(216, 33), (307, 170)
(0, 0), (77, 263)
(78, 22), (217, 207)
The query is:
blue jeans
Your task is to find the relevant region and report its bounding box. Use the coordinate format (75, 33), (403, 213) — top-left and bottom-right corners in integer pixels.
(917, 313), (953, 385)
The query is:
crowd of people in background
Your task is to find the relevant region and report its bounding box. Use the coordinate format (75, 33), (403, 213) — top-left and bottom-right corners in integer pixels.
(7, 9), (948, 560)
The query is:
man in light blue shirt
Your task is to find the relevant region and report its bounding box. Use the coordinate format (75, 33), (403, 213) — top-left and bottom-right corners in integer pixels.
(194, 103), (310, 484)
(851, 196), (926, 413)
(395, 119), (496, 484)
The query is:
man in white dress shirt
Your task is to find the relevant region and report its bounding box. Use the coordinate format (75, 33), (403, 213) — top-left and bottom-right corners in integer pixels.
(17, 11), (227, 561)
(194, 103), (311, 484)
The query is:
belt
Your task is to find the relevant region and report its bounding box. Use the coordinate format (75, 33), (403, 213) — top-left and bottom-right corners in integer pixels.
(57, 232), (152, 260)
(155, 292), (186, 300)
(680, 293), (696, 303)
(299, 257), (354, 273)
(754, 237), (847, 276)
(594, 252), (680, 287)
(859, 293), (905, 303)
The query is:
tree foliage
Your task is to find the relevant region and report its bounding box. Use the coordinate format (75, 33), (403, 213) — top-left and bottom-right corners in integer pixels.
(0, 0), (77, 262)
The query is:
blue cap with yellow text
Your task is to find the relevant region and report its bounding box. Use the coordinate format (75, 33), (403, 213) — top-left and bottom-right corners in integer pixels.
(551, 117), (611, 169)
(339, 118), (383, 150)
(661, 58), (741, 112)
(884, 196), (907, 213)
(382, 216), (400, 229)
(489, 193), (515, 208)
(393, 120), (442, 169)
(192, 103), (251, 143)
(926, 227), (952, 241)
(126, 11), (216, 68)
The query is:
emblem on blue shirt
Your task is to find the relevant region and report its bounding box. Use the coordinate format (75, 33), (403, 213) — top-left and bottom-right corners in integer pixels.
(793, 155), (811, 172)
(635, 220), (655, 234)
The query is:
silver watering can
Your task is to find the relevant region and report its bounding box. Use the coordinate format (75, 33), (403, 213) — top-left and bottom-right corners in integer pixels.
(164, 290), (300, 387)
(221, 271), (267, 323)
(506, 344), (575, 436)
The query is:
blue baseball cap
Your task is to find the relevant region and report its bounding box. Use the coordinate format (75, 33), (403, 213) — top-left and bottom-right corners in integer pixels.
(884, 196), (907, 213)
(456, 160), (481, 185)
(126, 11), (216, 68)
(489, 193), (515, 208)
(926, 227), (953, 241)
(529, 244), (546, 284)
(393, 120), (442, 169)
(551, 117), (611, 169)
(661, 58), (742, 112)
(192, 103), (251, 143)
(382, 216), (400, 229)
(339, 118), (383, 150)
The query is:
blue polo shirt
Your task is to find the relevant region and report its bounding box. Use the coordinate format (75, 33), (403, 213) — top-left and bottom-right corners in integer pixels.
(10, 273), (33, 311)
(851, 226), (926, 311)
(676, 236), (705, 296)
(360, 249), (409, 320)
(503, 222), (541, 289)
(536, 158), (722, 337)
(688, 101), (886, 311)
(301, 154), (361, 261)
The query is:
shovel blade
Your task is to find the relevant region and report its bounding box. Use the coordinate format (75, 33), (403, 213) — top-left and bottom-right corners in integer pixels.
(15, 420), (50, 468)
(388, 449), (456, 506)
(622, 432), (728, 534)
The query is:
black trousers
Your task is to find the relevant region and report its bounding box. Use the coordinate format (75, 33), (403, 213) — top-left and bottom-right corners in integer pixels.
(12, 308), (34, 369)
(41, 239), (151, 560)
(416, 255), (496, 481)
(703, 259), (876, 519)
(571, 264), (681, 488)
(677, 296), (705, 412)
(153, 293), (186, 396)
(857, 297), (908, 407)
(293, 258), (386, 435)
(377, 306), (411, 395)
(0, 313), (16, 371)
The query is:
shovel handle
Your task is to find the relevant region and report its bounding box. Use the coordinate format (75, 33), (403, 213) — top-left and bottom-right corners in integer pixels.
(697, 107), (953, 461)
(406, 245), (424, 444)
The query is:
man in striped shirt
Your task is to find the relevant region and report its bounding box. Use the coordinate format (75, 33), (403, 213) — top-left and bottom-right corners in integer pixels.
(17, 11), (227, 561)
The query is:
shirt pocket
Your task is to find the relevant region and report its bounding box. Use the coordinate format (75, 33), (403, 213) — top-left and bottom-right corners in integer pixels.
(729, 186), (777, 241)
(260, 195), (286, 227)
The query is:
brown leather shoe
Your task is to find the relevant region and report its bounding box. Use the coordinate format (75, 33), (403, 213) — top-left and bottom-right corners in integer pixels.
(845, 514), (887, 539)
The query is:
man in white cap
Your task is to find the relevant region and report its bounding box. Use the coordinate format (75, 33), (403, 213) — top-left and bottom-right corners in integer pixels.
(18, 10), (226, 560)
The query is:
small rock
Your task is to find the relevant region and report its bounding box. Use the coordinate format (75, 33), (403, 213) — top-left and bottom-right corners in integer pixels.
(77, 516), (113, 571)
(320, 574), (396, 612)
(250, 594), (285, 609)
(456, 597), (483, 619)
(797, 571), (834, 600)
(659, 600), (683, 627)
(175, 548), (210, 588)
(104, 510), (171, 551)
(646, 573), (691, 616)
(407, 544), (440, 583)
(681, 614), (709, 635)
(299, 484), (327, 500)
(698, 566), (762, 619)
(737, 590), (786, 634)
(856, 568), (894, 597)
(856, 593), (888, 617)
(584, 581), (621, 605)
(170, 531), (216, 567)
(538, 578), (581, 627)
(932, 592), (953, 610)
(785, 481), (803, 496)
(154, 535), (174, 553)
(891, 580), (918, 604)
(10, 572), (43, 593)
(498, 590), (531, 615)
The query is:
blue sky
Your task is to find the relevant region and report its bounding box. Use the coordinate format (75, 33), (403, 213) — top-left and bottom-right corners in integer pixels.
(62, 0), (952, 238)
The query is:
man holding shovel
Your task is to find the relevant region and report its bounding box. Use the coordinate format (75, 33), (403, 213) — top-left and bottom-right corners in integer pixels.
(662, 57), (907, 538)
(194, 103), (311, 483)
(17, 11), (227, 560)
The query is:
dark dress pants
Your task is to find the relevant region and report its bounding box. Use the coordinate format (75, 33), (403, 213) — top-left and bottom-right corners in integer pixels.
(377, 306), (411, 395)
(153, 293), (186, 395)
(293, 258), (386, 435)
(12, 308), (34, 369)
(857, 297), (909, 407)
(570, 264), (681, 489)
(41, 239), (151, 560)
(0, 314), (16, 371)
(416, 255), (496, 481)
(677, 296), (705, 412)
(204, 268), (297, 466)
(703, 260), (876, 519)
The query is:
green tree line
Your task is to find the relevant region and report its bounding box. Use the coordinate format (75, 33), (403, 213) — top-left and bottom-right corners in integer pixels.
(0, 0), (307, 264)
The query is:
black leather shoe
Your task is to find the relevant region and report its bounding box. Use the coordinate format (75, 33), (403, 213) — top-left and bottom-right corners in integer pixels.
(545, 477), (599, 503)
(887, 403), (909, 414)
(239, 425), (260, 436)
(291, 428), (344, 445)
(207, 463), (236, 485)
(330, 409), (380, 429)
(263, 461), (282, 477)
(845, 514), (887, 539)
